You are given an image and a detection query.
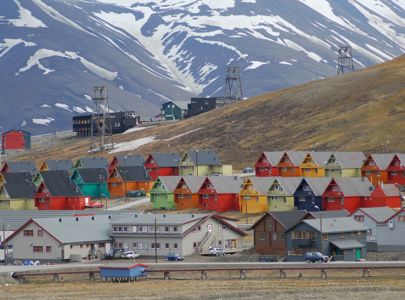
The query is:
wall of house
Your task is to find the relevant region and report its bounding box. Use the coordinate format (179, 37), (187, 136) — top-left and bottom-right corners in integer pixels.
(342, 168), (361, 177)
(199, 193), (238, 212)
(294, 182), (322, 211)
(253, 215), (287, 255)
(222, 165), (233, 176)
(108, 181), (138, 198)
(0, 199), (36, 210)
(78, 183), (110, 198)
(239, 193), (267, 213)
(62, 242), (111, 260)
(375, 212), (405, 251)
(151, 192), (174, 210)
(2, 131), (25, 150)
(35, 197), (87, 210)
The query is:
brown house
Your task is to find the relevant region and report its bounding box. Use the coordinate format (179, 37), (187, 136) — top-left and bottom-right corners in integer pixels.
(251, 210), (311, 255)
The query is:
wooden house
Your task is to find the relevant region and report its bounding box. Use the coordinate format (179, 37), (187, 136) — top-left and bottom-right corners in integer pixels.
(322, 177), (373, 213)
(173, 176), (205, 210)
(0, 172), (36, 210)
(198, 176), (243, 212)
(74, 157), (109, 169)
(251, 210), (310, 255)
(1, 130), (31, 152)
(39, 159), (73, 172)
(35, 170), (88, 210)
(294, 177), (331, 211)
(1, 161), (37, 176)
(386, 153), (405, 185)
(324, 152), (365, 177)
(108, 155), (144, 174)
(300, 152), (332, 177)
(277, 151), (307, 177)
(254, 152), (284, 177)
(239, 177), (275, 213)
(70, 168), (110, 198)
(144, 152), (180, 180)
(150, 176), (182, 209)
(366, 184), (402, 208)
(361, 153), (394, 185)
(108, 166), (152, 198)
(267, 177), (302, 211)
(179, 150), (231, 176)
(161, 100), (187, 120)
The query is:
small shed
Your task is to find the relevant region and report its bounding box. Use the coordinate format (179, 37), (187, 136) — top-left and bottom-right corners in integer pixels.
(99, 264), (148, 282)
(1, 130), (31, 152)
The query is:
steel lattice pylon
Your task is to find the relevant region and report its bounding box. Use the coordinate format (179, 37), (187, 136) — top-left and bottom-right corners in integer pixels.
(337, 45), (355, 75)
(89, 86), (114, 152)
(224, 66), (243, 101)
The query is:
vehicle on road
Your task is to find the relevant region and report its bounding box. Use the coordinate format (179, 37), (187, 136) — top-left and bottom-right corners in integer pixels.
(208, 247), (225, 256)
(305, 252), (329, 263)
(242, 167), (254, 174)
(121, 251), (140, 259)
(85, 202), (104, 208)
(165, 253), (184, 261)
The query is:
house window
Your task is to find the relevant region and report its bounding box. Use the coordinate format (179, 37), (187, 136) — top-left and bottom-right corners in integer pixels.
(33, 246), (43, 253)
(339, 233), (345, 239)
(133, 242), (137, 249)
(132, 226), (137, 232)
(113, 226), (117, 232)
(279, 233), (285, 240)
(178, 194), (185, 199)
(173, 227), (178, 232)
(165, 226), (170, 232)
(266, 220), (273, 229)
(138, 242), (148, 250)
(203, 194), (209, 199)
(299, 196), (306, 202)
(303, 186), (311, 192)
(98, 243), (105, 248)
(23, 230), (34, 236)
(165, 243), (170, 249)
(123, 226), (128, 232)
(357, 232), (363, 237)
(323, 234), (328, 240)
(259, 233), (266, 241)
(46, 246), (52, 253)
(37, 230), (43, 237)
(80, 244), (83, 248)
(354, 215), (365, 222)
(70, 245), (73, 249)
(272, 233), (277, 241)
(118, 226), (122, 232)
(218, 240), (222, 246)
(151, 243), (160, 249)
(198, 226), (201, 231)
(398, 216), (405, 223)
(173, 243), (178, 249)
(193, 242), (197, 248)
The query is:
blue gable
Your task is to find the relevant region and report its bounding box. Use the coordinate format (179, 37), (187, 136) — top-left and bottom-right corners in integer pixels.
(294, 179), (323, 211)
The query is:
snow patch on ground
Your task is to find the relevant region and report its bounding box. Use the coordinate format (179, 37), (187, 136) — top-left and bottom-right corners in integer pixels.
(164, 128), (201, 141)
(73, 106), (86, 113)
(40, 104), (51, 108)
(55, 103), (72, 111)
(244, 60), (269, 71)
(0, 38), (36, 58)
(279, 61), (293, 65)
(110, 136), (156, 153)
(122, 126), (152, 134)
(84, 94), (92, 101)
(32, 117), (55, 126)
(7, 0), (47, 28)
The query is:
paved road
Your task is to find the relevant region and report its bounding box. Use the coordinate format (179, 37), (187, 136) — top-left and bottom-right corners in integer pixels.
(107, 197), (150, 211)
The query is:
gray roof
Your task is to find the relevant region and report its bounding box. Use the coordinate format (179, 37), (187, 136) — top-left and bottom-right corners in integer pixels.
(77, 157), (109, 169)
(271, 177), (303, 195)
(310, 210), (349, 219)
(396, 153), (405, 164)
(262, 152), (284, 165)
(115, 155), (145, 167)
(40, 170), (82, 197)
(303, 217), (369, 233)
(369, 153), (395, 169)
(73, 168), (108, 183)
(149, 152), (181, 167)
(184, 150), (221, 166)
(380, 184), (400, 196)
(247, 177), (276, 194)
(45, 159), (73, 171)
(270, 210), (309, 230)
(3, 161), (37, 176)
(112, 213), (209, 225)
(330, 240), (365, 250)
(117, 166), (151, 182)
(207, 176), (243, 193)
(181, 176), (206, 193)
(304, 177), (331, 196)
(332, 152), (365, 168)
(1, 172), (36, 198)
(309, 151), (333, 167)
(286, 151), (308, 165)
(333, 177), (373, 196)
(155, 176), (182, 192)
(353, 207), (396, 223)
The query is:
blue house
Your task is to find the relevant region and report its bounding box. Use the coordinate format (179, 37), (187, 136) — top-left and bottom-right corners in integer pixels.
(294, 178), (331, 211)
(99, 263), (148, 282)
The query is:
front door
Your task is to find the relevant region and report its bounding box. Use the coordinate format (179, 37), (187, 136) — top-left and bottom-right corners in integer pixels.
(355, 249), (362, 260)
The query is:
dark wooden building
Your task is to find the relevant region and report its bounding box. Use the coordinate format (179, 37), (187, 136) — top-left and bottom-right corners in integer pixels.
(185, 97), (236, 118)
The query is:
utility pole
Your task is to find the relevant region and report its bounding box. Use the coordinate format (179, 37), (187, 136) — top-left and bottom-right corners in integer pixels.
(224, 66), (243, 101)
(337, 45), (354, 75)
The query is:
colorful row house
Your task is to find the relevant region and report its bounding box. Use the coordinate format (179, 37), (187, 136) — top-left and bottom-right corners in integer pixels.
(0, 172), (36, 210)
(267, 177), (302, 212)
(108, 166), (152, 198)
(179, 150), (232, 176)
(361, 153), (405, 186)
(144, 152), (181, 180)
(173, 176), (205, 210)
(70, 168), (110, 198)
(39, 159), (73, 172)
(108, 155), (145, 174)
(150, 176), (182, 210)
(239, 177), (275, 213)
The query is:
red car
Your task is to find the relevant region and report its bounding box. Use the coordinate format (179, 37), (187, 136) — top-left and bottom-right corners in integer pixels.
(86, 202), (104, 208)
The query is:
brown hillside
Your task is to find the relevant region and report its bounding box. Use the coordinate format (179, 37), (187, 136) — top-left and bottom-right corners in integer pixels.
(13, 56), (405, 168)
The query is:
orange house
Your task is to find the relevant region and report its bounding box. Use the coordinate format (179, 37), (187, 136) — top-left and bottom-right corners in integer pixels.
(173, 176), (205, 210)
(277, 151), (307, 177)
(300, 152), (331, 177)
(108, 166), (152, 198)
(361, 154), (394, 185)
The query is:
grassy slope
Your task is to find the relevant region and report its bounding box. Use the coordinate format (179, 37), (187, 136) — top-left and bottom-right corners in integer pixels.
(15, 56), (405, 169)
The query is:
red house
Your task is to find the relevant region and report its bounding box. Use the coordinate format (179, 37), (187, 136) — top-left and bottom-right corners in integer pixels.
(366, 184), (402, 208)
(277, 151), (307, 177)
(1, 130), (31, 152)
(35, 170), (89, 210)
(322, 177), (373, 213)
(254, 152), (283, 177)
(198, 176), (243, 212)
(144, 152), (180, 180)
(361, 153), (394, 185)
(386, 154), (405, 185)
(108, 154), (145, 174)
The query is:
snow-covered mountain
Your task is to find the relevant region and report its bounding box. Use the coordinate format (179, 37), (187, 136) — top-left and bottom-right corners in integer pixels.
(1, 0), (404, 134)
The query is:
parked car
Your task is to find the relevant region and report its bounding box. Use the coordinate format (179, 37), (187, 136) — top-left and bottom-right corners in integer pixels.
(121, 251), (140, 259)
(208, 247), (225, 256)
(103, 248), (125, 260)
(242, 167), (254, 174)
(127, 190), (146, 198)
(305, 252), (329, 263)
(165, 253), (184, 261)
(85, 202), (104, 208)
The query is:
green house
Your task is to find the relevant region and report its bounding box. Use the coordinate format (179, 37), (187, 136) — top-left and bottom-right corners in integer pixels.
(150, 176), (181, 210)
(70, 168), (110, 198)
(161, 101), (188, 120)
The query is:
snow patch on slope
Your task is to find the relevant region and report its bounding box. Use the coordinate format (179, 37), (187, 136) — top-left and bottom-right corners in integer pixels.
(7, 0), (47, 28)
(32, 117), (55, 126)
(0, 38), (36, 58)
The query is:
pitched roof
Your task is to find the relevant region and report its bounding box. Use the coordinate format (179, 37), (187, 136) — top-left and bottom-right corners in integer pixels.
(303, 217), (369, 233)
(115, 155), (145, 167)
(149, 152), (181, 167)
(77, 157), (109, 169)
(246, 177), (276, 194)
(286, 151), (308, 165)
(40, 170), (82, 197)
(185, 150), (221, 166)
(310, 151), (333, 167)
(117, 166), (151, 182)
(3, 161), (37, 175)
(45, 159), (73, 171)
(206, 176), (243, 193)
(333, 177), (373, 196)
(272, 177), (303, 195)
(380, 184), (400, 197)
(164, 100), (188, 110)
(270, 210), (310, 230)
(74, 168), (109, 183)
(1, 172), (36, 198)
(352, 207), (397, 223)
(262, 152), (284, 165)
(155, 176), (182, 192)
(112, 213), (209, 225)
(332, 152), (365, 168)
(369, 153), (395, 169)
(304, 177), (331, 196)
(396, 153), (405, 164)
(181, 176), (206, 193)
(310, 209), (349, 219)
(330, 240), (365, 249)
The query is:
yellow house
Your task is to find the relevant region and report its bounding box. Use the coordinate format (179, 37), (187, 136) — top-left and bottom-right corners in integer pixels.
(239, 177), (275, 213)
(179, 149), (232, 176)
(324, 152), (365, 177)
(267, 177), (302, 211)
(0, 173), (37, 210)
(300, 152), (332, 177)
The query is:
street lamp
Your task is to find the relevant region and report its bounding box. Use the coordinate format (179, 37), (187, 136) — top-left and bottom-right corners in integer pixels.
(314, 205), (323, 254)
(195, 150), (199, 176)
